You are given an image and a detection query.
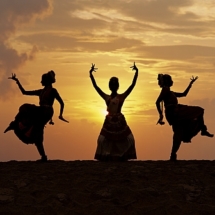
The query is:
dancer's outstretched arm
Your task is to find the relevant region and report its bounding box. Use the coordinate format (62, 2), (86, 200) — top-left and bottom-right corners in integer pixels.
(89, 64), (107, 100)
(122, 62), (138, 99)
(174, 76), (198, 97)
(8, 73), (40, 96)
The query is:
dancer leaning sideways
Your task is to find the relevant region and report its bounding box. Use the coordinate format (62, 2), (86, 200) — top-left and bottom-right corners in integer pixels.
(4, 71), (68, 162)
(156, 74), (213, 161)
(89, 63), (138, 161)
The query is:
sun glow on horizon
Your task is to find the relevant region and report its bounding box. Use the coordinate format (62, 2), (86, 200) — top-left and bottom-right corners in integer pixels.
(101, 109), (108, 117)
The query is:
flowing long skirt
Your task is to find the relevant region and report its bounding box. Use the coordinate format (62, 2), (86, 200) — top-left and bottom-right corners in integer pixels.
(165, 104), (204, 143)
(95, 113), (137, 161)
(7, 103), (53, 144)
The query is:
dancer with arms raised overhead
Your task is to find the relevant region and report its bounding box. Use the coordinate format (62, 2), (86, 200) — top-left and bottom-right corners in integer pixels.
(89, 63), (138, 161)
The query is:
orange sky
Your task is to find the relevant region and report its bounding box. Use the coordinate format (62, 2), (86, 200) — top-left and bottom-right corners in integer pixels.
(0, 0), (214, 161)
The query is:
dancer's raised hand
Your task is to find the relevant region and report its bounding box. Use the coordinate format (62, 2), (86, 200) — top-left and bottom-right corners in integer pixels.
(130, 62), (138, 72)
(190, 76), (198, 85)
(8, 73), (18, 82)
(89, 63), (98, 74)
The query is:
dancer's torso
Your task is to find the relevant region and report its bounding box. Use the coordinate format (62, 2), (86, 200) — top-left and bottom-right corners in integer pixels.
(32, 86), (58, 106)
(162, 87), (178, 108)
(105, 94), (125, 114)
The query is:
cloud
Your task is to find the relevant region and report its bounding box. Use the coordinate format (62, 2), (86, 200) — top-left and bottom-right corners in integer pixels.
(12, 0), (215, 45)
(12, 1), (215, 65)
(134, 45), (215, 75)
(1, 0), (215, 100)
(68, 0), (215, 37)
(17, 33), (144, 52)
(135, 45), (215, 60)
(0, 0), (52, 100)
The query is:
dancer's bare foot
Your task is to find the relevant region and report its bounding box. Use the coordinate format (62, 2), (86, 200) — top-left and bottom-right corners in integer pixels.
(201, 130), (214, 137)
(36, 156), (48, 162)
(170, 153), (177, 161)
(4, 121), (15, 133)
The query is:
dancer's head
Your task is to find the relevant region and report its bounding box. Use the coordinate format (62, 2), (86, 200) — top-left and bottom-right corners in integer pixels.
(157, 74), (173, 87)
(41, 70), (56, 86)
(109, 77), (119, 92)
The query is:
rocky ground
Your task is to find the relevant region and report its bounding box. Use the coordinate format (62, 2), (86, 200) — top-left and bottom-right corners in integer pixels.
(1, 160), (215, 215)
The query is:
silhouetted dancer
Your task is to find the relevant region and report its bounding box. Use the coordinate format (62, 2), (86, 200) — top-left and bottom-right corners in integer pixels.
(156, 74), (213, 161)
(4, 71), (69, 162)
(89, 63), (138, 161)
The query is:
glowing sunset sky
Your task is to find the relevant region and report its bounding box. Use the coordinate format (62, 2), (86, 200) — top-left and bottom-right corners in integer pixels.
(0, 0), (214, 161)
